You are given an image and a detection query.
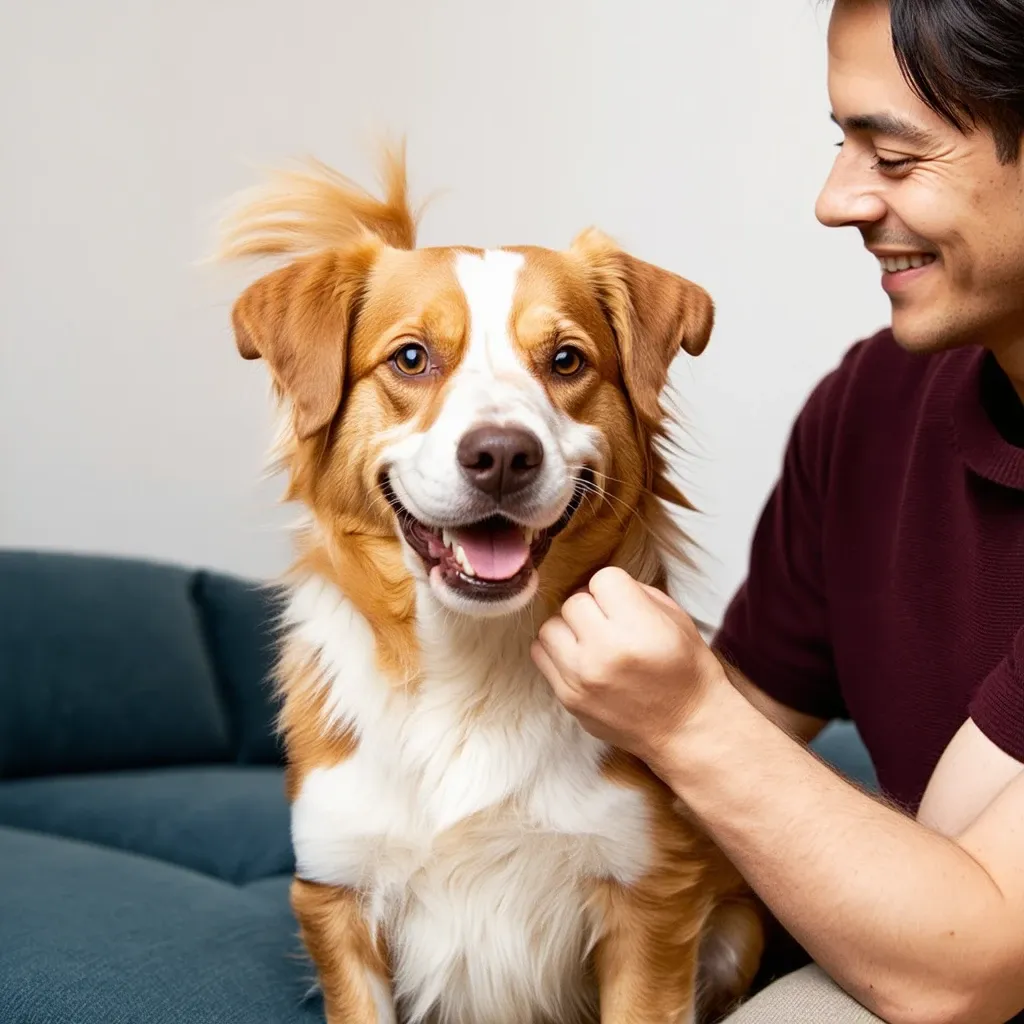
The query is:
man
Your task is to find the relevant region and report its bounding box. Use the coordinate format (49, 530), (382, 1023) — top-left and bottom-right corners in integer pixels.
(531, 1), (1024, 1021)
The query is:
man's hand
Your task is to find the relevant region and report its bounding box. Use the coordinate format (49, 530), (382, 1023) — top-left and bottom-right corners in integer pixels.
(530, 566), (728, 770)
(531, 577), (1024, 1024)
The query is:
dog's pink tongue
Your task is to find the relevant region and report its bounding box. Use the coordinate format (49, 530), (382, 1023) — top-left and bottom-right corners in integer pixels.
(455, 524), (530, 580)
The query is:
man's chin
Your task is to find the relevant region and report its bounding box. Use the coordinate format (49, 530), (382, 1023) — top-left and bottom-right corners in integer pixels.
(888, 307), (971, 356)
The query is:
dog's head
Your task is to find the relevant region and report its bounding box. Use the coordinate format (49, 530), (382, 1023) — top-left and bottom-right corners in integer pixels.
(222, 152), (712, 618)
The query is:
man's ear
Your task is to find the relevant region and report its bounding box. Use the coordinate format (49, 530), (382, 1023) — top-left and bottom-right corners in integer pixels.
(570, 227), (714, 426)
(230, 240), (378, 440)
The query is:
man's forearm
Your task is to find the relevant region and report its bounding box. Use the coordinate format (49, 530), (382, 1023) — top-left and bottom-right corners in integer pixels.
(657, 684), (1013, 1024)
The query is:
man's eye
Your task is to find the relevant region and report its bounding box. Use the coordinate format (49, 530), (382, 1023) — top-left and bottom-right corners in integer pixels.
(392, 343), (431, 376)
(873, 155), (916, 174)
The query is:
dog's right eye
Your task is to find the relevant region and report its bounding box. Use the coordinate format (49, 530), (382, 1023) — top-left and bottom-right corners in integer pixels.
(551, 345), (586, 377)
(392, 343), (431, 377)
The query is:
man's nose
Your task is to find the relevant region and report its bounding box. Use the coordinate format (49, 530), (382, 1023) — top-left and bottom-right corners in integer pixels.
(815, 151), (888, 229)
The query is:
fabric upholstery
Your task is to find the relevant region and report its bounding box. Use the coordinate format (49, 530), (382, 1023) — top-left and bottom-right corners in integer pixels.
(723, 965), (884, 1023)
(0, 766), (293, 884)
(811, 721), (878, 791)
(191, 570), (287, 765)
(0, 825), (317, 1024)
(0, 551), (231, 778)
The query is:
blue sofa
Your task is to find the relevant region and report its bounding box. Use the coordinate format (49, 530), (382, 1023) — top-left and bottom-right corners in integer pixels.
(0, 549), (877, 1023)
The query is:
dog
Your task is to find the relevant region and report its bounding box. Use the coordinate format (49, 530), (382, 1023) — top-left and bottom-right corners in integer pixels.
(216, 146), (763, 1024)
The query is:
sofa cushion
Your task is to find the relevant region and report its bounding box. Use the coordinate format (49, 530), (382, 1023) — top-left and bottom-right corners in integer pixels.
(810, 721), (879, 790)
(192, 570), (286, 765)
(0, 551), (231, 778)
(0, 825), (317, 1024)
(243, 872), (295, 902)
(0, 766), (294, 884)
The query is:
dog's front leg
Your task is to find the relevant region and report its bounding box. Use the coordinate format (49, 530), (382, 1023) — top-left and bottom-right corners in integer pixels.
(592, 882), (705, 1024)
(291, 877), (395, 1024)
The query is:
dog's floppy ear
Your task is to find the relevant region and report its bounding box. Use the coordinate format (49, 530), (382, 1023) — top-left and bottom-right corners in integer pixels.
(570, 228), (714, 426)
(231, 241), (378, 440)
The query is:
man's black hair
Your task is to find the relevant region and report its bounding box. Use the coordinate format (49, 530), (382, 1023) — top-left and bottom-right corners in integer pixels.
(833, 0), (1024, 162)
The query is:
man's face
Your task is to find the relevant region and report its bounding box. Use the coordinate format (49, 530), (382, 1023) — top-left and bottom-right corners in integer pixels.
(816, 0), (1024, 356)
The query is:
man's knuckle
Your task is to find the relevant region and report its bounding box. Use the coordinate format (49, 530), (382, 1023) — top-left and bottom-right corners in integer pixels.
(590, 565), (629, 593)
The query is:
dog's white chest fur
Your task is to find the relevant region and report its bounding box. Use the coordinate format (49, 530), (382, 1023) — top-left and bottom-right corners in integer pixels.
(289, 578), (652, 1024)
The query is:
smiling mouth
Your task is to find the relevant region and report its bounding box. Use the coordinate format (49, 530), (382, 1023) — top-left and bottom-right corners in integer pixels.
(380, 472), (591, 602)
(877, 253), (937, 274)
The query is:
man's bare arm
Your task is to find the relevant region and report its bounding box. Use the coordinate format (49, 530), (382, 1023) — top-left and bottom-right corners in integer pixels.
(918, 717), (1024, 837)
(661, 679), (1024, 1024)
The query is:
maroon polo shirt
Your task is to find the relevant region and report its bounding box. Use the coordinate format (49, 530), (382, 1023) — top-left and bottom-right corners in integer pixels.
(714, 328), (1024, 810)
(713, 330), (1024, 1004)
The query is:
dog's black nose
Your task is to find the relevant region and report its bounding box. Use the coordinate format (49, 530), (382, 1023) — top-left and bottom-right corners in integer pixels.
(457, 426), (544, 500)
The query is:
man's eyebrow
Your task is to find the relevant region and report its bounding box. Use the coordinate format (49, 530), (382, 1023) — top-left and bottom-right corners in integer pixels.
(830, 111), (934, 146)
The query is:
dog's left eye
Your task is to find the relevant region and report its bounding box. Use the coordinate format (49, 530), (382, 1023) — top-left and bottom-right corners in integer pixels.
(392, 343), (431, 376)
(551, 345), (586, 377)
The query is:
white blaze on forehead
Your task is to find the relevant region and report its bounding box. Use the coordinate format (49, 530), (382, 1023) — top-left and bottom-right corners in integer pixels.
(453, 249), (527, 376)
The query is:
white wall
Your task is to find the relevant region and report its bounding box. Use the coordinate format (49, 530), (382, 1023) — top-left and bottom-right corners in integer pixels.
(0, 0), (889, 624)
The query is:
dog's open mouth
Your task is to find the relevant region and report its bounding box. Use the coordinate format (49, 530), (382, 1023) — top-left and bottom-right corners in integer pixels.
(381, 474), (591, 602)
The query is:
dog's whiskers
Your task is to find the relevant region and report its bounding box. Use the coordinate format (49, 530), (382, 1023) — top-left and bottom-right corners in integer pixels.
(566, 463), (687, 510)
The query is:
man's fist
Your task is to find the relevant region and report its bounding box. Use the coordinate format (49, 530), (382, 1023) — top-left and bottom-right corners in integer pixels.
(531, 566), (727, 769)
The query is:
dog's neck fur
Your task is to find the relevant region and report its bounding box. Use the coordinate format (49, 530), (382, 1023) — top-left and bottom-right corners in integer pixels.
(287, 496), (673, 706)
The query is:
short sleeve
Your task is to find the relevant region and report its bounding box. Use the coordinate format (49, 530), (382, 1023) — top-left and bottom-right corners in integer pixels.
(712, 351), (858, 722)
(969, 626), (1024, 762)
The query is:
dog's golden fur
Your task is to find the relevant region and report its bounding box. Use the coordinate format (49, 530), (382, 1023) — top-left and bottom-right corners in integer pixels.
(217, 145), (763, 1024)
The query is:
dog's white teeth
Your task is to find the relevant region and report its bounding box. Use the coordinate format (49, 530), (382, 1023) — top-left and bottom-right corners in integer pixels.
(454, 543), (475, 577)
(442, 529), (453, 550)
(523, 528), (535, 546)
